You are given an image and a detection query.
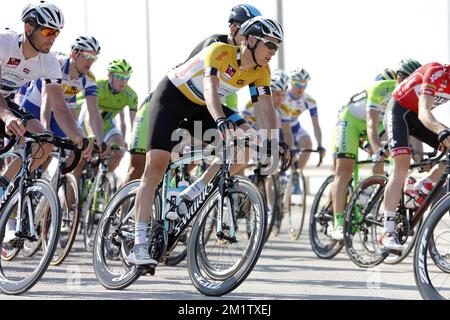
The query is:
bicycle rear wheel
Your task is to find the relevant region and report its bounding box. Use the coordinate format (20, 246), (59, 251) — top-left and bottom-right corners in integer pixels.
(187, 176), (266, 296)
(50, 173), (80, 266)
(288, 170), (307, 240)
(84, 172), (116, 251)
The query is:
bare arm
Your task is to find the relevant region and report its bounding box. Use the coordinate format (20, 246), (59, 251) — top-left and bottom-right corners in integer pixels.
(253, 95), (279, 131)
(203, 75), (226, 121)
(46, 84), (83, 141)
(418, 95), (448, 134)
(366, 108), (381, 152)
(282, 122), (294, 149)
(40, 83), (52, 130)
(311, 116), (323, 146)
(84, 95), (104, 143)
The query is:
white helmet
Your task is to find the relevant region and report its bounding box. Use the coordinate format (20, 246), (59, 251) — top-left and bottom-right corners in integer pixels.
(21, 1), (64, 30)
(71, 36), (101, 53)
(239, 16), (284, 42)
(290, 68), (311, 82)
(271, 70), (289, 91)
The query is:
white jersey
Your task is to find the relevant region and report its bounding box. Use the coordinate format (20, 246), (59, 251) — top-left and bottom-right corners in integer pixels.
(283, 91), (319, 124)
(0, 31), (61, 98)
(22, 52), (97, 109)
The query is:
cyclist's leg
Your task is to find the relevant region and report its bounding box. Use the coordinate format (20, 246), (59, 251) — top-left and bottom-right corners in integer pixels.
(381, 101), (414, 249)
(105, 128), (126, 172)
(330, 107), (361, 238)
(131, 77), (193, 265)
(125, 98), (149, 184)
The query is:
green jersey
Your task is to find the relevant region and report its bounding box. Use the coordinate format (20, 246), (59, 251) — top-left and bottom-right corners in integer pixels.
(347, 80), (397, 121)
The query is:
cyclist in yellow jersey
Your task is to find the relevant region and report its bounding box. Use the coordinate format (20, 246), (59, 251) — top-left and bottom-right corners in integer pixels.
(123, 4), (262, 183)
(129, 17), (287, 265)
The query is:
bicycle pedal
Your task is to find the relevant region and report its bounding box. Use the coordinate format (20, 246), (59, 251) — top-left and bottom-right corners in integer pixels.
(139, 264), (156, 276)
(388, 249), (403, 256)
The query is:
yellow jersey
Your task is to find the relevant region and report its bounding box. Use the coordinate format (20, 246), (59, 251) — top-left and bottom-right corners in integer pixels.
(168, 42), (272, 106)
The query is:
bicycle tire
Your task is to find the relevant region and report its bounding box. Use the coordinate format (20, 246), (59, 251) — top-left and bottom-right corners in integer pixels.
(0, 180), (60, 295)
(187, 176), (266, 296)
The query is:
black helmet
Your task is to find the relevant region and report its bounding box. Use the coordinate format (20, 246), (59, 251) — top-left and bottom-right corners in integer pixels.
(228, 4), (262, 26)
(397, 58), (422, 77)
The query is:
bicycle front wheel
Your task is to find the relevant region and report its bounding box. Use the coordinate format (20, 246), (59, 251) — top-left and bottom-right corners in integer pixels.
(187, 176), (266, 296)
(414, 192), (450, 300)
(0, 180), (60, 295)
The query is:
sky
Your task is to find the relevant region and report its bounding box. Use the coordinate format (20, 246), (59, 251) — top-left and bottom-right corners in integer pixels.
(3, 0), (450, 164)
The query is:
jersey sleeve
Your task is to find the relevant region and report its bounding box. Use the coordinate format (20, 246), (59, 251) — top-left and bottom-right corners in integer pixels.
(306, 94), (318, 117)
(0, 33), (8, 65)
(42, 54), (62, 85)
(83, 72), (97, 97)
(420, 64), (445, 97)
(128, 88), (139, 112)
(203, 43), (228, 78)
(249, 66), (272, 103)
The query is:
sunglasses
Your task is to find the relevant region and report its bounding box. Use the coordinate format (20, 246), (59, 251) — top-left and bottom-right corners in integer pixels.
(253, 36), (280, 51)
(39, 27), (60, 38)
(80, 52), (98, 62)
(113, 73), (131, 81)
(292, 80), (308, 88)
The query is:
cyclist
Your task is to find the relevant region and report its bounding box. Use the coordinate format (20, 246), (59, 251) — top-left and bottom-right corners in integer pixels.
(21, 35), (103, 145)
(328, 65), (418, 241)
(380, 62), (450, 251)
(242, 69), (294, 147)
(1, 1), (91, 243)
(285, 68), (326, 193)
(129, 17), (286, 265)
(124, 4), (262, 183)
(78, 59), (138, 172)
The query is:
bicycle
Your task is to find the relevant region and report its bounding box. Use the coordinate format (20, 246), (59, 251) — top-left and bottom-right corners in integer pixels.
(93, 137), (268, 296)
(309, 152), (385, 259)
(82, 144), (120, 251)
(413, 149), (450, 300)
(344, 148), (447, 268)
(0, 131), (86, 295)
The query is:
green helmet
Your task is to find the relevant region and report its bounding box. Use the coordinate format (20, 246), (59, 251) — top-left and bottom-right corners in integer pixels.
(397, 58), (421, 77)
(108, 59), (133, 74)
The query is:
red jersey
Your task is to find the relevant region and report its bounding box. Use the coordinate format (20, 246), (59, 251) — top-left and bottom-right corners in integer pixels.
(393, 62), (450, 113)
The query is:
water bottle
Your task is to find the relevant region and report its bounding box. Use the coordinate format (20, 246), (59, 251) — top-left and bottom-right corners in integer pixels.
(165, 188), (180, 220)
(176, 179), (190, 218)
(403, 176), (417, 209)
(414, 181), (434, 208)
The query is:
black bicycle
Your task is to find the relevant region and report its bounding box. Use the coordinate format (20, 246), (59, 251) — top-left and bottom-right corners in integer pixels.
(82, 144), (119, 251)
(93, 137), (267, 296)
(0, 131), (86, 295)
(344, 148), (447, 268)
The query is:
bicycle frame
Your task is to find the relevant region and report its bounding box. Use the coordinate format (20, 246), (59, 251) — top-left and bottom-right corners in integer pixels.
(407, 150), (450, 230)
(159, 145), (235, 254)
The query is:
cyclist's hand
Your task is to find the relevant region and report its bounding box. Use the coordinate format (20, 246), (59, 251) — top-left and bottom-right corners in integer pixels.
(75, 136), (93, 160)
(279, 141), (291, 170)
(216, 117), (236, 141)
(5, 116), (26, 137)
(99, 141), (111, 159)
(438, 129), (450, 149)
(317, 145), (326, 159)
(375, 147), (389, 162)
